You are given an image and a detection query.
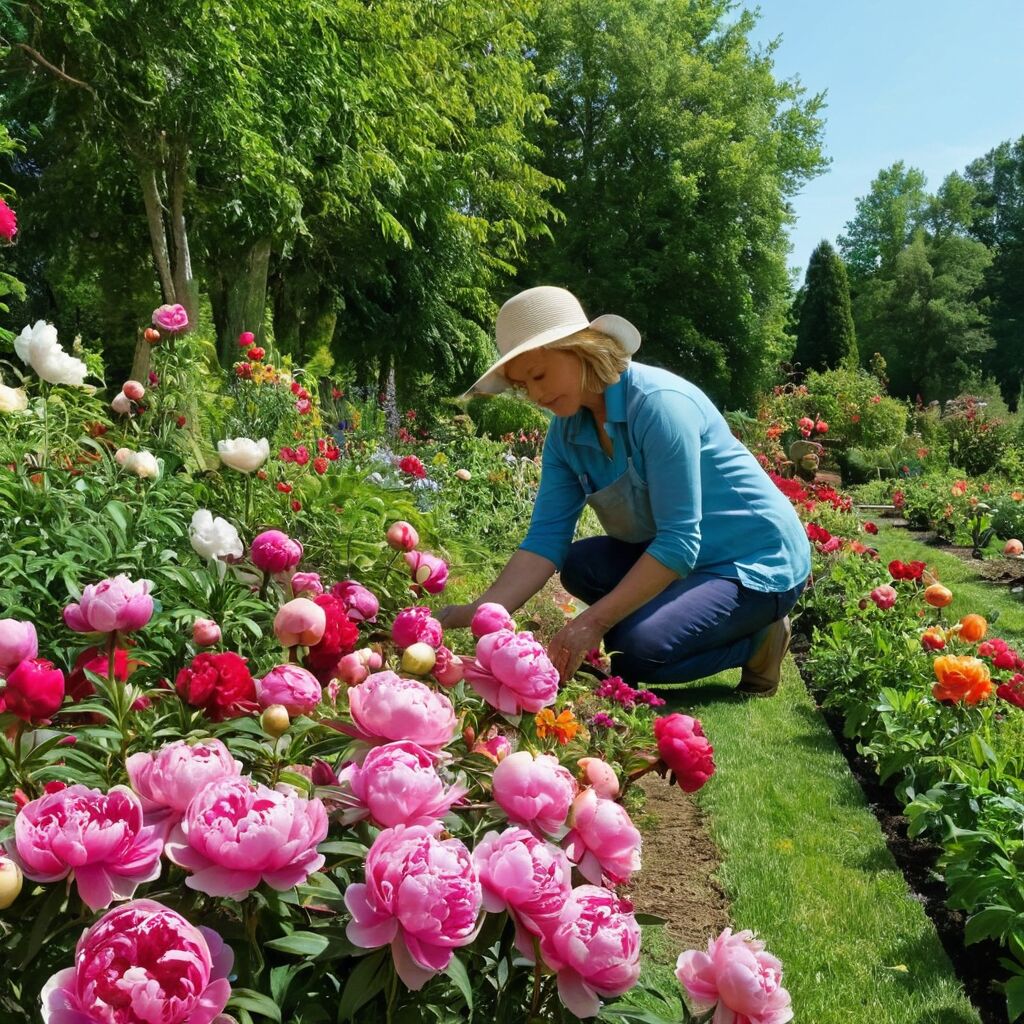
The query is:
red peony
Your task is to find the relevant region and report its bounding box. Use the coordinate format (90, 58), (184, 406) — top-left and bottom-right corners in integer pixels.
(66, 646), (138, 702)
(997, 674), (1024, 710)
(1, 658), (64, 723)
(653, 713), (715, 793)
(175, 651), (257, 721)
(397, 455), (427, 479)
(303, 594), (360, 684)
(889, 559), (926, 581)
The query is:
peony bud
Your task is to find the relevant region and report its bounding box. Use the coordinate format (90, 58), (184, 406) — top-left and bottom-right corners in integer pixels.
(122, 380), (145, 401)
(385, 520), (419, 551)
(111, 392), (132, 415)
(401, 642), (437, 676)
(455, 468), (471, 481)
(238, 331), (256, 348)
(261, 704), (291, 738)
(1005, 539), (1023, 557)
(0, 857), (23, 910)
(192, 618), (222, 647)
(143, 327), (161, 344)
(274, 598), (327, 648)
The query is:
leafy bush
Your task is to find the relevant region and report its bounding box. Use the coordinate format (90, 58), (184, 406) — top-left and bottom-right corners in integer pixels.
(466, 393), (550, 438)
(991, 495), (1024, 542)
(940, 394), (1014, 476)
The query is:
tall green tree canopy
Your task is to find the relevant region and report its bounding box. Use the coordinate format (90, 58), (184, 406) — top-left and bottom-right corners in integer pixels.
(793, 240), (856, 373)
(518, 0), (827, 407)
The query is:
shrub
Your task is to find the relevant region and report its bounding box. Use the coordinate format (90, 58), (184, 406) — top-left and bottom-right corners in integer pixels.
(940, 394), (1013, 476)
(991, 494), (1024, 541)
(466, 392), (551, 438)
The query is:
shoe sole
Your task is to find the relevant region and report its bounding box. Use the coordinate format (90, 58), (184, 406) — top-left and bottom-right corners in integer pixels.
(737, 616), (791, 697)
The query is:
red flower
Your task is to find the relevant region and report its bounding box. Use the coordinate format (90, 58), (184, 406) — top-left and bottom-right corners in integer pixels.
(247, 346), (265, 362)
(654, 713), (715, 792)
(313, 457), (328, 475)
(864, 522), (878, 535)
(397, 455), (427, 479)
(0, 198), (17, 241)
(997, 674), (1024, 709)
(889, 559), (925, 581)
(1, 658), (64, 723)
(176, 415), (187, 428)
(291, 500), (302, 512)
(66, 646), (138, 702)
(806, 523), (832, 544)
(235, 362), (253, 379)
(303, 594), (360, 684)
(277, 481), (292, 493)
(175, 651), (257, 721)
(294, 446), (310, 466)
(291, 381), (302, 396)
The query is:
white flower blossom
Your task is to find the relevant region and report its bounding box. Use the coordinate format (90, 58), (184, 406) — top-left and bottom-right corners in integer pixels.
(13, 320), (88, 387)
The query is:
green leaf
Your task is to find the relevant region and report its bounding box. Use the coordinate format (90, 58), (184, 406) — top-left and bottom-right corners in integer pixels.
(337, 949), (388, 1021)
(227, 989), (282, 1022)
(1006, 975), (1024, 1021)
(444, 955), (473, 1012)
(265, 931), (330, 957)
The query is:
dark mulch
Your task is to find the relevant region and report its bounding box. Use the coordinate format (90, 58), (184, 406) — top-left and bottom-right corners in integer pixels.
(789, 631), (1008, 1024)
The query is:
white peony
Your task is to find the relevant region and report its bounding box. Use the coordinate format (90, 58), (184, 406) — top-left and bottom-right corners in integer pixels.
(217, 436), (269, 473)
(0, 381), (27, 413)
(111, 392), (132, 415)
(14, 320), (88, 387)
(189, 509), (244, 561)
(128, 450), (160, 479)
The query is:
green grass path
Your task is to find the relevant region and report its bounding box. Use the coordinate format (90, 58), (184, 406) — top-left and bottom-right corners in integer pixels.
(653, 660), (980, 1024)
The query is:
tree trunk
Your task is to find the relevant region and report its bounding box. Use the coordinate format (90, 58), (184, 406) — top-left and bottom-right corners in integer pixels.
(210, 237), (272, 364)
(169, 144), (197, 324)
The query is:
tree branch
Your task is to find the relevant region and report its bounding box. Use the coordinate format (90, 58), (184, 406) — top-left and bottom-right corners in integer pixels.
(16, 43), (96, 95)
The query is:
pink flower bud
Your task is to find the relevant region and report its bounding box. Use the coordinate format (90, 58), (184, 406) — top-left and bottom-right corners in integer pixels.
(256, 663), (322, 715)
(122, 380), (145, 401)
(385, 520), (419, 551)
(251, 529), (303, 574)
(0, 618), (37, 672)
(192, 618), (221, 647)
(274, 598), (327, 648)
(471, 602), (515, 638)
(405, 551), (449, 594)
(578, 756), (620, 799)
(336, 652), (369, 686)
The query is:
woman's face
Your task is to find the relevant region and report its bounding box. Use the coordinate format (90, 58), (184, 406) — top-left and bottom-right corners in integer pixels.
(505, 348), (586, 417)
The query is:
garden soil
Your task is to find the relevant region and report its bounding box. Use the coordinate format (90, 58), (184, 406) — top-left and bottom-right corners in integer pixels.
(625, 774), (730, 950)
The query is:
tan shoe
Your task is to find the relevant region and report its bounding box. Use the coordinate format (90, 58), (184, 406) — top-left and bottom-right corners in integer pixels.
(737, 616), (791, 697)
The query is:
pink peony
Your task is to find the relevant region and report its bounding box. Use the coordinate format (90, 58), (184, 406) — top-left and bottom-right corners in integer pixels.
(126, 739), (242, 829)
(464, 629), (559, 716)
(540, 885), (641, 1018)
(0, 618), (37, 671)
(344, 823), (482, 990)
(9, 785), (163, 911)
(336, 652), (370, 686)
(251, 529), (303, 574)
(63, 574), (154, 634)
(869, 584), (897, 610)
(433, 645), (464, 687)
(291, 571), (324, 597)
(346, 671), (457, 750)
(563, 788), (642, 885)
(473, 732), (513, 762)
(41, 899), (233, 1024)
(654, 714), (716, 793)
(472, 826), (572, 955)
(578, 756), (620, 799)
(274, 597), (327, 648)
(1, 657), (64, 723)
(676, 927), (793, 1024)
(152, 303), (190, 333)
(471, 602), (515, 638)
(392, 606), (443, 649)
(192, 618), (222, 647)
(256, 663), (322, 715)
(337, 741), (467, 828)
(330, 579), (379, 622)
(405, 550), (449, 594)
(122, 379), (145, 401)
(0, 198), (17, 242)
(165, 777), (327, 900)
(491, 751), (577, 838)
(386, 520), (419, 551)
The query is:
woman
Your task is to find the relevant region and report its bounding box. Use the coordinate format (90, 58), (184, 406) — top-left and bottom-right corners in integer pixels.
(437, 286), (810, 696)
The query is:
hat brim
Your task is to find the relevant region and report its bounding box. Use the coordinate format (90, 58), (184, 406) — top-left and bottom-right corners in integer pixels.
(462, 313), (641, 397)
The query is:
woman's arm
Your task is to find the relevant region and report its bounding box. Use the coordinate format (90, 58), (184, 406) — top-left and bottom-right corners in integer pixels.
(436, 548), (557, 629)
(546, 553), (678, 680)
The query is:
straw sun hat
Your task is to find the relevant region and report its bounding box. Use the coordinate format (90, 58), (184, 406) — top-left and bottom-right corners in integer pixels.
(466, 286), (641, 395)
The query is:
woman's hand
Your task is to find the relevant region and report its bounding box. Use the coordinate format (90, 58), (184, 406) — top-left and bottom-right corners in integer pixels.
(436, 602), (479, 631)
(547, 610), (608, 683)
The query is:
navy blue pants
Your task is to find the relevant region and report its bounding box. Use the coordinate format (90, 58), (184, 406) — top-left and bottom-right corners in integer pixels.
(560, 536), (806, 685)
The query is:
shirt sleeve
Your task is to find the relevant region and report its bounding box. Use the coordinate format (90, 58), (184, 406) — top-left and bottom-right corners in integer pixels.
(633, 390), (705, 576)
(519, 427), (586, 570)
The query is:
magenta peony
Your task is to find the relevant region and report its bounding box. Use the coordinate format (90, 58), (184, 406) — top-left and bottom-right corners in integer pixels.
(869, 584), (897, 610)
(63, 574), (154, 634)
(472, 826), (572, 956)
(337, 741), (467, 828)
(563, 788), (642, 885)
(127, 739), (243, 830)
(0, 617), (37, 671)
(256, 663), (322, 715)
(676, 927), (793, 1024)
(40, 899), (233, 1024)
(491, 751), (577, 838)
(251, 529), (303, 574)
(152, 303), (189, 333)
(346, 671), (457, 750)
(392, 606), (443, 650)
(165, 777), (328, 900)
(653, 713), (716, 793)
(290, 571), (324, 597)
(464, 629), (559, 716)
(10, 784), (163, 911)
(344, 822), (482, 990)
(539, 885), (641, 1018)
(385, 520), (419, 551)
(330, 579), (379, 622)
(405, 550), (449, 594)
(1, 657), (64, 723)
(0, 198), (17, 242)
(274, 597), (327, 648)
(471, 602), (515, 638)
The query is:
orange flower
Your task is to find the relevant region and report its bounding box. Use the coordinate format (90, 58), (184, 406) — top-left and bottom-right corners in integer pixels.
(920, 627), (947, 651)
(535, 708), (580, 745)
(932, 655), (993, 705)
(956, 614), (987, 644)
(1013, 491), (1024, 502)
(923, 583), (953, 608)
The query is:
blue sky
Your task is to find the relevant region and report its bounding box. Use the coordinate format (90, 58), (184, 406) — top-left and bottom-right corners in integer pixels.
(748, 0), (1024, 280)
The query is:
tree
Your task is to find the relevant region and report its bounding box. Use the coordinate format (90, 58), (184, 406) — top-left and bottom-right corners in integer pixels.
(837, 162), (929, 284)
(854, 231), (993, 401)
(793, 240), (857, 372)
(518, 0), (827, 407)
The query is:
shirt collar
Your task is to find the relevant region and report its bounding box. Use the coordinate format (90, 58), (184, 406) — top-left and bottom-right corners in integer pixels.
(604, 370), (628, 424)
(566, 370), (629, 448)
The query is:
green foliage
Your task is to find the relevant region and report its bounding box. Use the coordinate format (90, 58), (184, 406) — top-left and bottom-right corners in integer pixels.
(940, 393), (1013, 476)
(465, 393), (550, 438)
(793, 240), (857, 373)
(991, 497), (1024, 542)
(519, 0), (828, 407)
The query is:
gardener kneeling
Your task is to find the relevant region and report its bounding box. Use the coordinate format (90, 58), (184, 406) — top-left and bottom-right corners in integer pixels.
(438, 287), (811, 696)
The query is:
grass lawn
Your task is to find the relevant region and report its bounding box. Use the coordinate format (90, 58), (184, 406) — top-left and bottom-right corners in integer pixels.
(649, 659), (981, 1024)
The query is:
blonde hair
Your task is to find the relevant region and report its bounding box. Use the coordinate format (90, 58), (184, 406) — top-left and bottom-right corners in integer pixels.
(505, 328), (630, 394)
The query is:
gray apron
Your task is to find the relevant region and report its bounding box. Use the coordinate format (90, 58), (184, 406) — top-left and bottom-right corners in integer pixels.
(579, 425), (658, 544)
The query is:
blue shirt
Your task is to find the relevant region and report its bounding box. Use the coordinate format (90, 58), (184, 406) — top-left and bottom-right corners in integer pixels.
(519, 362), (811, 592)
